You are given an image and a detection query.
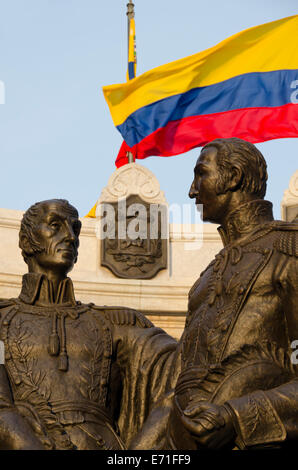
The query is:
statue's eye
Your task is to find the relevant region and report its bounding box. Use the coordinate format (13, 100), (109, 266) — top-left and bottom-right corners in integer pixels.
(50, 222), (60, 229)
(196, 167), (204, 177)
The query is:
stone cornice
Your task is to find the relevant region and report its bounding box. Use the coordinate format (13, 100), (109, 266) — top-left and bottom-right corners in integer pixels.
(0, 207), (222, 243)
(0, 271), (192, 311)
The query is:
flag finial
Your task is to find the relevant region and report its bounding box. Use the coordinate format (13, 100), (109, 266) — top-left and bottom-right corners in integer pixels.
(127, 1), (135, 20)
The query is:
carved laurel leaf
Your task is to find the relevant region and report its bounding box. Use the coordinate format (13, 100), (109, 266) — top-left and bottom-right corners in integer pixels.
(78, 319), (103, 402)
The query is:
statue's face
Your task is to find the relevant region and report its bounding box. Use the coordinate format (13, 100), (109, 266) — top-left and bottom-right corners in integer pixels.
(30, 201), (80, 275)
(189, 146), (227, 224)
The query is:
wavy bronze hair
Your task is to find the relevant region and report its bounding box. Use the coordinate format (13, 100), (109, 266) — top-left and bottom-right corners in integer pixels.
(203, 138), (268, 198)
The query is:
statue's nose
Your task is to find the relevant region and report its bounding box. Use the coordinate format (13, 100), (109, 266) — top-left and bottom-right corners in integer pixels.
(64, 222), (76, 243)
(189, 182), (197, 199)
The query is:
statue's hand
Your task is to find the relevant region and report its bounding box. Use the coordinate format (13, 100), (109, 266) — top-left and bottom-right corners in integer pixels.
(181, 402), (236, 449)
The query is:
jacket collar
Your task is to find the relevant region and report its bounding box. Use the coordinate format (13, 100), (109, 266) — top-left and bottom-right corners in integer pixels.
(19, 273), (76, 306)
(217, 199), (274, 246)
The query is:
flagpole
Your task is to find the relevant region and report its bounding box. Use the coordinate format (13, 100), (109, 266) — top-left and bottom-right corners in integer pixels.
(127, 0), (135, 44)
(126, 0), (135, 163)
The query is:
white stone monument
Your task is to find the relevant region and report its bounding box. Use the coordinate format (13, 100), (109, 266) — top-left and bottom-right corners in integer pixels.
(281, 170), (298, 222)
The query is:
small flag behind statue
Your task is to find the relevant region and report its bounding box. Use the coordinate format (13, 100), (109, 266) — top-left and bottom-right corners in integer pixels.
(127, 16), (137, 80)
(85, 2), (137, 216)
(115, 1), (137, 169)
(119, 4), (138, 167)
(104, 15), (298, 165)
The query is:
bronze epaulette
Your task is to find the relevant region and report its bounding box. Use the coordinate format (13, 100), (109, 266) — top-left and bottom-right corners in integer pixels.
(0, 299), (15, 311)
(274, 224), (298, 257)
(90, 305), (153, 328)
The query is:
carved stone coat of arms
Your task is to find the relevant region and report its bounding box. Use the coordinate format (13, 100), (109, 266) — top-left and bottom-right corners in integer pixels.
(101, 194), (167, 279)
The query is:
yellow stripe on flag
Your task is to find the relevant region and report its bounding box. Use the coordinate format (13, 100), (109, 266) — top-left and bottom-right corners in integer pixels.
(126, 17), (137, 81)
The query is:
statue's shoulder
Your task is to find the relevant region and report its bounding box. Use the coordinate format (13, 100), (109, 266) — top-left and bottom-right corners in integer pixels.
(271, 220), (298, 257)
(0, 299), (16, 310)
(0, 299), (16, 320)
(88, 304), (153, 329)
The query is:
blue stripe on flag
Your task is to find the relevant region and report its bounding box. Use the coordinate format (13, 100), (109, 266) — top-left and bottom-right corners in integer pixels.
(117, 69), (298, 147)
(128, 62), (136, 80)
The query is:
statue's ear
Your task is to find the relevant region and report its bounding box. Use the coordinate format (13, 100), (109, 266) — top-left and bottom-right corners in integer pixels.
(19, 234), (34, 256)
(229, 165), (243, 191)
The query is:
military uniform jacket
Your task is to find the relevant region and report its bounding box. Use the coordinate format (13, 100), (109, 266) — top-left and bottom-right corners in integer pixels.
(174, 200), (298, 449)
(0, 273), (177, 450)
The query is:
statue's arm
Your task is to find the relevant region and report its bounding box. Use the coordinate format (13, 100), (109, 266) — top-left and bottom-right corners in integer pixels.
(0, 365), (44, 449)
(105, 308), (178, 449)
(129, 348), (181, 450)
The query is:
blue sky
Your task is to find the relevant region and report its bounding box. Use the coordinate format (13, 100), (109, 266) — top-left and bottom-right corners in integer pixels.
(0, 0), (297, 219)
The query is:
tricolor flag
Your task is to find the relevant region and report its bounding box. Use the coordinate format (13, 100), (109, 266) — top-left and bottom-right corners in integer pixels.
(104, 15), (298, 167)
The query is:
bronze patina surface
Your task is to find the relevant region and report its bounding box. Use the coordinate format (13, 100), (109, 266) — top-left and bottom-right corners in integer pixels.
(163, 138), (298, 450)
(130, 138), (298, 450)
(0, 199), (177, 450)
(0, 138), (297, 451)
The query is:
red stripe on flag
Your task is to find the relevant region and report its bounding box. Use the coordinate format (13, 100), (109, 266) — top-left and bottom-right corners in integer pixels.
(116, 103), (298, 165)
(115, 140), (138, 168)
